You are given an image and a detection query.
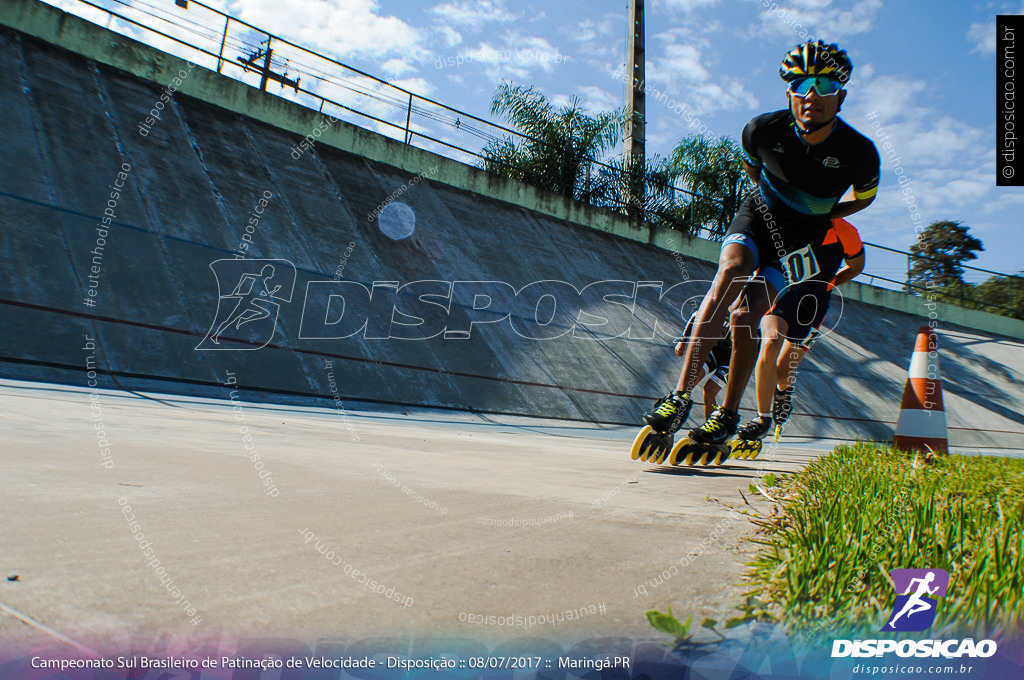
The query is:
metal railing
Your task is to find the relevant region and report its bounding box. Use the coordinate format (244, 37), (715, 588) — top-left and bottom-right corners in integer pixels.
(66, 0), (713, 204)
(860, 243), (1022, 316)
(47, 0), (1023, 318)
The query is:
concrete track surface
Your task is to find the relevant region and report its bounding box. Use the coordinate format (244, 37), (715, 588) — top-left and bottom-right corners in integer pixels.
(0, 378), (838, 652)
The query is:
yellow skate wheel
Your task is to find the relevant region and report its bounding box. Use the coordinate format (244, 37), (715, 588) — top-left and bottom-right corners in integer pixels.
(712, 446), (731, 465)
(698, 447), (719, 465)
(773, 425), (782, 443)
(730, 439), (746, 460)
(668, 438), (692, 466)
(651, 437), (672, 464)
(747, 441), (763, 459)
(639, 437), (658, 462)
(646, 440), (661, 463)
(630, 426), (654, 460)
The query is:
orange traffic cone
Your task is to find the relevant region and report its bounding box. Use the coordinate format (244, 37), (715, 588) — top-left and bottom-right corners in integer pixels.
(893, 326), (947, 453)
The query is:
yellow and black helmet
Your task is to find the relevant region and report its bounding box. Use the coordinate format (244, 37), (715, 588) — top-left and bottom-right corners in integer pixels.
(779, 40), (853, 85)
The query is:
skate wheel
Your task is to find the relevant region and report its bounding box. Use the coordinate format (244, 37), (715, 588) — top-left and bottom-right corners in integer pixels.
(698, 446), (720, 466)
(668, 438), (691, 466)
(773, 425), (781, 443)
(640, 437), (659, 462)
(630, 426), (654, 460)
(651, 435), (673, 464)
(712, 447), (730, 465)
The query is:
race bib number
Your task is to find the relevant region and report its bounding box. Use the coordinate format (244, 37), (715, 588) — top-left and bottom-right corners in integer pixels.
(781, 245), (821, 284)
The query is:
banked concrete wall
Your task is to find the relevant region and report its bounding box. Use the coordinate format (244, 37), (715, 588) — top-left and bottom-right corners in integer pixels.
(2, 0), (1023, 448)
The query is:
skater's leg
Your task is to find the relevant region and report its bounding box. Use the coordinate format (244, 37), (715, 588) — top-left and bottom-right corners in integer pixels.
(703, 380), (721, 420)
(756, 315), (788, 414)
(775, 340), (805, 391)
(674, 243), (754, 394)
(720, 276), (777, 411)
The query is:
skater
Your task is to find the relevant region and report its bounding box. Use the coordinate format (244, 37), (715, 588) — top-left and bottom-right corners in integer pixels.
(644, 40), (879, 459)
(633, 313), (733, 462)
(741, 217), (866, 446)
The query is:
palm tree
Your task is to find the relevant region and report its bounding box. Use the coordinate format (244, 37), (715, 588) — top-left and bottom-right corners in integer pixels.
(587, 153), (687, 230)
(667, 136), (754, 239)
(482, 84), (623, 200)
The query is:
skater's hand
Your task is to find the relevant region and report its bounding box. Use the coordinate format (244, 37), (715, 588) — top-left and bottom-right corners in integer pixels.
(674, 341), (685, 356)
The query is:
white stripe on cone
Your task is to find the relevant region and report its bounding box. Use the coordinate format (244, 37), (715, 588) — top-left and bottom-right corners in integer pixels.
(908, 351), (936, 381)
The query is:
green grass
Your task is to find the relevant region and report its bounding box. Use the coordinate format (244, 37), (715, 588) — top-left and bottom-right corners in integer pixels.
(735, 442), (1024, 639)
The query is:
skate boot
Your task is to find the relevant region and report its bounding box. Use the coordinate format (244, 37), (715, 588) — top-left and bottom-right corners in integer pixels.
(669, 407), (740, 466)
(632, 392), (692, 463)
(772, 386), (793, 441)
(643, 392), (693, 433)
(731, 415), (773, 460)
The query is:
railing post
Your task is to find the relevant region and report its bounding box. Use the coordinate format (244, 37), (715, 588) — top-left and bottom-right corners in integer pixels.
(216, 16), (229, 73)
(404, 93), (413, 144)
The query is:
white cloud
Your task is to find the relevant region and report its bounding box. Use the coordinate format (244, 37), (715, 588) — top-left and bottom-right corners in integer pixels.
(967, 22), (995, 55)
(657, 43), (711, 82)
(969, 2), (1024, 55)
(848, 75), (984, 166)
(752, 0), (883, 40)
(390, 77), (435, 96)
(221, 0), (424, 61)
(841, 72), (995, 253)
(567, 15), (621, 68)
(436, 25), (463, 47)
(849, 75), (927, 125)
(572, 19), (598, 43)
(453, 33), (571, 82)
(572, 86), (620, 113)
(642, 39), (758, 119)
(381, 58), (416, 77)
(659, 0), (719, 11)
(428, 0), (517, 29)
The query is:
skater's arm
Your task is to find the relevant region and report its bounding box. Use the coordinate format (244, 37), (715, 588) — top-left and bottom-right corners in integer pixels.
(832, 252), (865, 288)
(742, 160), (759, 183)
(829, 196), (874, 220)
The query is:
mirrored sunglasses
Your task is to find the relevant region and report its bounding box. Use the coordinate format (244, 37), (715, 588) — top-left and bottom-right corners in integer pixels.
(789, 76), (844, 97)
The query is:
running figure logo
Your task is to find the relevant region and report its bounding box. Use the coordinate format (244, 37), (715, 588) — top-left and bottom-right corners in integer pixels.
(882, 568), (950, 632)
(196, 259), (296, 350)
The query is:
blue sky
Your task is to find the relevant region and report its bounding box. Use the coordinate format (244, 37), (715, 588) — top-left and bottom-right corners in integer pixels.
(51, 0), (1023, 282)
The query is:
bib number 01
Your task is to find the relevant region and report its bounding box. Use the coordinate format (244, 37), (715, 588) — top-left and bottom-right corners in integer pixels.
(782, 245), (820, 284)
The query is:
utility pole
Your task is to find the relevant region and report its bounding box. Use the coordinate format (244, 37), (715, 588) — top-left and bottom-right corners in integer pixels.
(237, 38), (300, 92)
(623, 0), (645, 211)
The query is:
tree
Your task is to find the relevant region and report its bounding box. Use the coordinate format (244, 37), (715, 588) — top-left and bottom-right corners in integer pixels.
(481, 84), (622, 200)
(969, 272), (1024, 320)
(907, 221), (984, 292)
(586, 153), (688, 230)
(667, 136), (755, 239)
